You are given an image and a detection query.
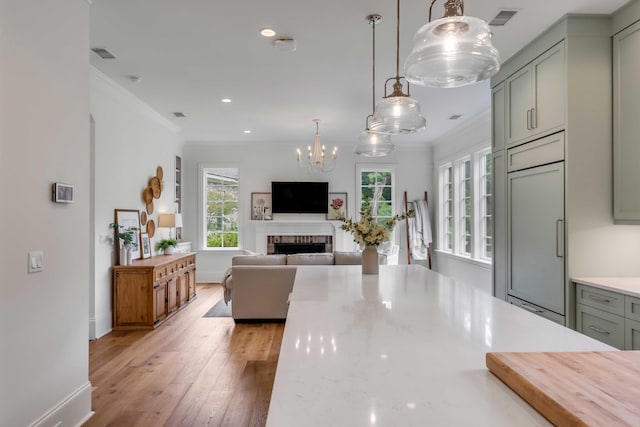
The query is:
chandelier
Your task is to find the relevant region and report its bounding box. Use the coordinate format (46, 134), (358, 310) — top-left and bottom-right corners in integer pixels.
(369, 0), (426, 135)
(297, 119), (337, 173)
(404, 0), (500, 88)
(354, 14), (394, 157)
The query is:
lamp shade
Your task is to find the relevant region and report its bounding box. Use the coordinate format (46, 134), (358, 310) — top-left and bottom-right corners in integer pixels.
(174, 213), (183, 228)
(158, 213), (176, 228)
(369, 96), (427, 135)
(354, 130), (395, 157)
(404, 15), (500, 88)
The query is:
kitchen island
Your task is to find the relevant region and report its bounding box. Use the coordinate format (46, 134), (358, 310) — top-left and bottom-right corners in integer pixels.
(266, 265), (613, 426)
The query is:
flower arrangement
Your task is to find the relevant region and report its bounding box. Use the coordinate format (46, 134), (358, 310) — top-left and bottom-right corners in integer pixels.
(338, 200), (412, 247)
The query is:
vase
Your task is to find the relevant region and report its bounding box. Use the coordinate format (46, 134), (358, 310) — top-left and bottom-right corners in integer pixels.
(126, 247), (133, 265)
(166, 246), (175, 255)
(119, 246), (127, 265)
(362, 245), (379, 275)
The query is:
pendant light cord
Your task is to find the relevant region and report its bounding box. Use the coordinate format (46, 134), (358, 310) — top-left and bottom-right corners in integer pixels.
(372, 16), (376, 115)
(395, 0), (400, 78)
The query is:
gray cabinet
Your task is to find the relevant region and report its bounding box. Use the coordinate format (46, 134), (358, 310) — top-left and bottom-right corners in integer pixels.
(508, 161), (565, 315)
(575, 283), (640, 350)
(492, 82), (506, 152)
(506, 42), (565, 146)
(613, 20), (640, 223)
(492, 151), (506, 300)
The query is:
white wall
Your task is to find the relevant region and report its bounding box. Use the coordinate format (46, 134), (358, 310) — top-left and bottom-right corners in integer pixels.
(90, 69), (183, 339)
(0, 1), (93, 426)
(431, 110), (492, 292)
(182, 143), (433, 281)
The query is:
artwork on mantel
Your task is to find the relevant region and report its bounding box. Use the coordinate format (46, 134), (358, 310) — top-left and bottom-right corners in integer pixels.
(251, 192), (272, 220)
(327, 192), (347, 220)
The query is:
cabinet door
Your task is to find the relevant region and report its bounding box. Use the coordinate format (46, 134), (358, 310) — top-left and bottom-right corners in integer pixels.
(177, 272), (188, 306)
(492, 151), (507, 300)
(508, 162), (565, 314)
(154, 282), (167, 323)
(625, 318), (640, 350)
(532, 42), (565, 139)
(614, 21), (640, 222)
(492, 82), (506, 151)
(187, 269), (196, 300)
(506, 66), (533, 145)
(167, 278), (178, 314)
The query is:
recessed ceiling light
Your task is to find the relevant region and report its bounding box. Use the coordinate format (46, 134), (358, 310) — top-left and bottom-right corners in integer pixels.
(91, 47), (116, 59)
(449, 114), (463, 120)
(128, 75), (142, 83)
(243, 130), (252, 134)
(173, 112), (186, 118)
(260, 28), (276, 37)
(221, 98), (232, 103)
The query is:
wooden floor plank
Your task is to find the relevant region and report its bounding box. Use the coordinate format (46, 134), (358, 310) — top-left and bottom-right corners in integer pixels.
(84, 284), (285, 427)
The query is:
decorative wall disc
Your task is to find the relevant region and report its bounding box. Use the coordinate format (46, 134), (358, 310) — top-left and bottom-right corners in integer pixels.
(146, 219), (156, 238)
(156, 166), (163, 181)
(146, 202), (154, 214)
(149, 176), (161, 198)
(143, 187), (153, 204)
(140, 211), (147, 226)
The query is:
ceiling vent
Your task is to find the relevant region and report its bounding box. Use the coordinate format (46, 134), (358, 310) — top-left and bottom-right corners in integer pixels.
(91, 47), (116, 59)
(173, 112), (186, 118)
(448, 114), (462, 120)
(488, 10), (518, 26)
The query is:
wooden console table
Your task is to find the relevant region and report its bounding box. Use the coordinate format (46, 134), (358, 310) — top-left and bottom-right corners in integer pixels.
(113, 252), (196, 329)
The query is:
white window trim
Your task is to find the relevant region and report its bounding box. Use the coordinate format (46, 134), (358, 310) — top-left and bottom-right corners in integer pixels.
(436, 143), (491, 263)
(355, 163), (399, 243)
(477, 148), (492, 262)
(197, 163), (242, 251)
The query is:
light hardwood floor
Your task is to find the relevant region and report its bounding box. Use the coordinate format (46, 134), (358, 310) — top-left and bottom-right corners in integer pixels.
(85, 284), (285, 427)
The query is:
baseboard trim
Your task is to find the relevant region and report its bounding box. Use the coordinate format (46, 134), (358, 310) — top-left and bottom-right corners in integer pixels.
(29, 381), (93, 427)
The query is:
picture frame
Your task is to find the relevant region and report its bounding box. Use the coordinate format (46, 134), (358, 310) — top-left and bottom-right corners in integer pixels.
(327, 192), (347, 220)
(52, 182), (74, 203)
(251, 192), (272, 220)
(114, 209), (142, 260)
(140, 232), (151, 259)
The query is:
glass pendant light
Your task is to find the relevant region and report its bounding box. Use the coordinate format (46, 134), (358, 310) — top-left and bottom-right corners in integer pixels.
(404, 0), (500, 88)
(369, 0), (426, 135)
(354, 14), (394, 157)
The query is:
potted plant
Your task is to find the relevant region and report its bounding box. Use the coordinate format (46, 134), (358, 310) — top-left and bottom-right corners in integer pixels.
(155, 238), (178, 255)
(110, 223), (139, 265)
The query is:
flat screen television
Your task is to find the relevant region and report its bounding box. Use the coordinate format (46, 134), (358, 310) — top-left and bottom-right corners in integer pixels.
(271, 181), (328, 214)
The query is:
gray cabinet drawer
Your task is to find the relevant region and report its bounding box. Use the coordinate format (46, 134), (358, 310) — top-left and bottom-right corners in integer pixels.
(625, 295), (640, 322)
(576, 284), (624, 316)
(506, 132), (564, 172)
(625, 318), (640, 350)
(576, 303), (624, 349)
(507, 295), (565, 325)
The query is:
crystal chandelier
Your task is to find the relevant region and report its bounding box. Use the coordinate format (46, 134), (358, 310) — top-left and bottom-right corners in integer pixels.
(297, 119), (337, 173)
(369, 0), (426, 135)
(354, 14), (394, 157)
(404, 0), (500, 88)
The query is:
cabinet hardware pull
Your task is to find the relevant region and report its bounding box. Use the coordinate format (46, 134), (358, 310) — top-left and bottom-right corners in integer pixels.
(526, 109), (531, 130)
(589, 325), (611, 335)
(153, 284), (159, 289)
(556, 219), (564, 258)
(521, 303), (544, 313)
(531, 107), (537, 129)
(587, 295), (611, 304)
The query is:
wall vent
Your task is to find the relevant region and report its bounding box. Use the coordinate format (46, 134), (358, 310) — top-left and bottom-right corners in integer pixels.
(488, 10), (518, 26)
(91, 47), (116, 59)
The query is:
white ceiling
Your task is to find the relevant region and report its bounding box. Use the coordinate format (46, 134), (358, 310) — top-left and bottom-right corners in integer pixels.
(89, 0), (629, 149)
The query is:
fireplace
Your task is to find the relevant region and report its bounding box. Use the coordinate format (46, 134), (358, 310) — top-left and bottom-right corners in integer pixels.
(267, 235), (332, 255)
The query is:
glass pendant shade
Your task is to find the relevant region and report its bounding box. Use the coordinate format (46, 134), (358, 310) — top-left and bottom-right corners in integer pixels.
(354, 130), (395, 157)
(369, 95), (427, 135)
(404, 15), (500, 88)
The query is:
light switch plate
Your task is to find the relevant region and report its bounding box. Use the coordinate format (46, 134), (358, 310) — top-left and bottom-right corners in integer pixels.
(28, 251), (43, 273)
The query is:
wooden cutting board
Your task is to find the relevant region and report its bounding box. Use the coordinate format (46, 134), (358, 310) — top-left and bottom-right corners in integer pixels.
(486, 351), (640, 426)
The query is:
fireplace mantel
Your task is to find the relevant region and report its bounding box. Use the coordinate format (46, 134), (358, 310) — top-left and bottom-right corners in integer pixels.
(252, 220), (352, 253)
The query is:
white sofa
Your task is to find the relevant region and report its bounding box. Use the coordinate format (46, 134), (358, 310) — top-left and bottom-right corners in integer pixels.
(225, 252), (385, 321)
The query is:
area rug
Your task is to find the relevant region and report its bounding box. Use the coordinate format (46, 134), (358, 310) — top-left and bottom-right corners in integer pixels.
(203, 299), (232, 317)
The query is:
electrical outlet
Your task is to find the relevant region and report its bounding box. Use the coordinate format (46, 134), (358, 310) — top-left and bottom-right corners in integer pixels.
(28, 251), (43, 273)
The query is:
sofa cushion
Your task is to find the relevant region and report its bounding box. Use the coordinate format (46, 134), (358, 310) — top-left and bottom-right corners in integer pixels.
(232, 254), (287, 265)
(333, 251), (362, 265)
(286, 252), (334, 265)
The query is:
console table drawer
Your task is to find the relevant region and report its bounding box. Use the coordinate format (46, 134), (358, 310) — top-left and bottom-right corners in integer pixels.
(576, 284), (624, 316)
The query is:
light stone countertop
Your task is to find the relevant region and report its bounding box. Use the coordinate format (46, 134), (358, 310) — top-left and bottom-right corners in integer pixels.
(572, 276), (640, 298)
(266, 265), (614, 427)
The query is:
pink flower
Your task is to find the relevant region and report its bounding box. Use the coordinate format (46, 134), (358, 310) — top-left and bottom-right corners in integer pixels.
(330, 198), (343, 209)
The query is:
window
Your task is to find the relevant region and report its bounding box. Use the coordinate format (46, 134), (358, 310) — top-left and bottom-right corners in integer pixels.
(437, 146), (491, 263)
(356, 164), (397, 232)
(480, 150), (492, 260)
(440, 164), (454, 251)
(203, 167), (239, 249)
